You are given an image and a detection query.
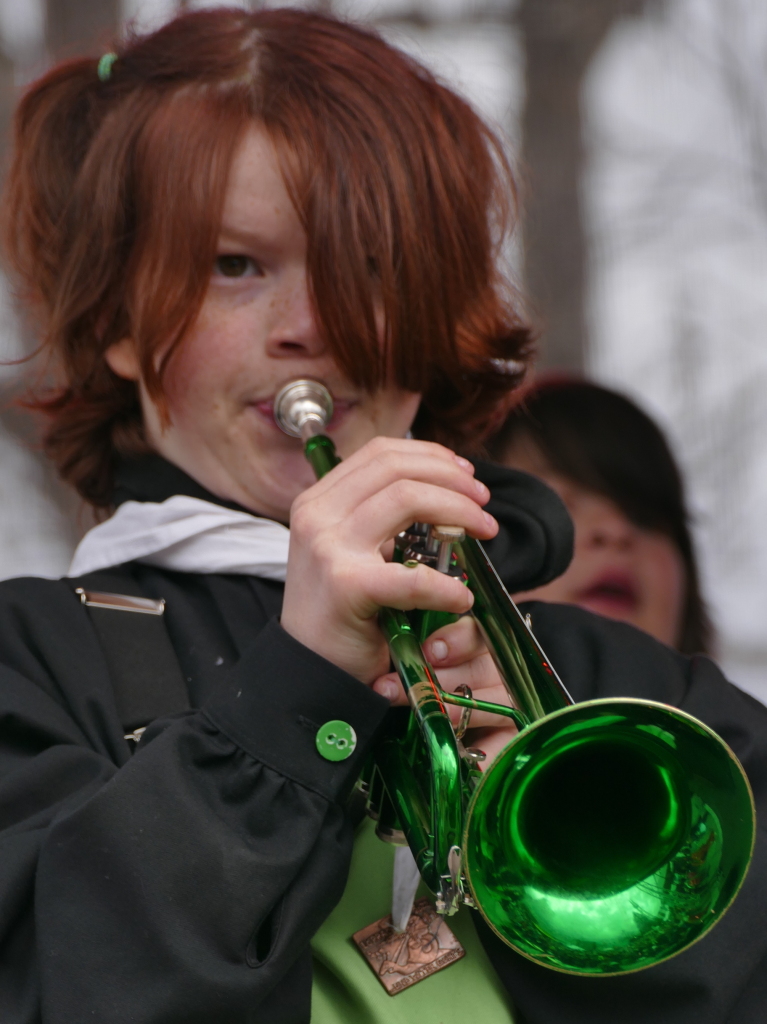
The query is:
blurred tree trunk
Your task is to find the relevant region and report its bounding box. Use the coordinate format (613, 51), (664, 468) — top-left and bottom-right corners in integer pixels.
(0, 49), (14, 157)
(46, 0), (121, 56)
(519, 0), (643, 371)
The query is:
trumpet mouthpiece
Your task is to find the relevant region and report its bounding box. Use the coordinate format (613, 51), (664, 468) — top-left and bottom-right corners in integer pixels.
(273, 379), (334, 441)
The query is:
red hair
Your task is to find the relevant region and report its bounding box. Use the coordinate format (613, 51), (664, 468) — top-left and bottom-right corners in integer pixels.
(3, 7), (533, 507)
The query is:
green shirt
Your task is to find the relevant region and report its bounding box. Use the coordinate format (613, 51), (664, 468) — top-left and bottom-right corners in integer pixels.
(311, 817), (516, 1023)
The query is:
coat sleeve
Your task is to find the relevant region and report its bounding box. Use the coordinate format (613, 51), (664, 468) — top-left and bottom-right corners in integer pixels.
(473, 461), (574, 592)
(0, 577), (389, 1024)
(478, 601), (767, 1024)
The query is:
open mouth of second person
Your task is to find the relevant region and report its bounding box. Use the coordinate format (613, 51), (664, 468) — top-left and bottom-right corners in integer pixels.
(577, 572), (639, 615)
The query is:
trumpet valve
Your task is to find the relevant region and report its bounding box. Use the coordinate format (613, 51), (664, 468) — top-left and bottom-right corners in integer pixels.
(430, 525), (466, 573)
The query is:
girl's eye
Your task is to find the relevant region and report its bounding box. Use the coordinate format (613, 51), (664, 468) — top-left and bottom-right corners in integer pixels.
(214, 255), (262, 279)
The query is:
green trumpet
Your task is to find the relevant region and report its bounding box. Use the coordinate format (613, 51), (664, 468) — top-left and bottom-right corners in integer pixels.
(274, 379), (755, 976)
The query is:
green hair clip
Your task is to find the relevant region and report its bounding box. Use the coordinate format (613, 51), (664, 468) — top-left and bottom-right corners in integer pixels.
(97, 52), (118, 82)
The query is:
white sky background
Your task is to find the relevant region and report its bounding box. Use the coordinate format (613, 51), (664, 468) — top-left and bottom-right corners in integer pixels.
(1, 0), (767, 703)
(584, 0), (767, 699)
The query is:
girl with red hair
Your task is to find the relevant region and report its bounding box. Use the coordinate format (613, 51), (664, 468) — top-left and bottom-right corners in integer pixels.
(0, 8), (765, 1023)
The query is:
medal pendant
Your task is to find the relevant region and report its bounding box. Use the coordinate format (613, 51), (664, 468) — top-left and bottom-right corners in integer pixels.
(352, 897), (465, 995)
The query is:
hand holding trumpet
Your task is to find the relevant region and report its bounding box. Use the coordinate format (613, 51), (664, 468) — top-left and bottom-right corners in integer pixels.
(281, 435), (499, 684)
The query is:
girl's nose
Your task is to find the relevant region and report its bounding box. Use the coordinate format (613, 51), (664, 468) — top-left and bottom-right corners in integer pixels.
(265, 272), (326, 360)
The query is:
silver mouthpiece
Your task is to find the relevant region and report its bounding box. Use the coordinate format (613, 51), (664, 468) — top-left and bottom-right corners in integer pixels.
(273, 379), (334, 441)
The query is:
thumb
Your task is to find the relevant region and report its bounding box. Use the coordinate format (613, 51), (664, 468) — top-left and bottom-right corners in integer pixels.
(371, 672), (408, 705)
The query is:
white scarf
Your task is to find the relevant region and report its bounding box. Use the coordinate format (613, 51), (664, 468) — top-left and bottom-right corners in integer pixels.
(68, 494), (290, 580)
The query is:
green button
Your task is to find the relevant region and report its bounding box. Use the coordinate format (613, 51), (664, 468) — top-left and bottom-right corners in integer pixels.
(316, 720), (357, 761)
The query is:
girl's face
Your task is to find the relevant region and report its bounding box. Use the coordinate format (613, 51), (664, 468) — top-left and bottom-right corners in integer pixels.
(506, 441), (687, 648)
(106, 126), (421, 522)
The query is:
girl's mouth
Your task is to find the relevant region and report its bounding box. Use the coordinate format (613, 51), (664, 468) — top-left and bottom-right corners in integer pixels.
(253, 396), (358, 432)
(577, 570), (639, 616)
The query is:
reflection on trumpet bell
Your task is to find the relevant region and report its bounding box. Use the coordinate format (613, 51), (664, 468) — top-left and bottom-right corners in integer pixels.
(465, 698), (755, 975)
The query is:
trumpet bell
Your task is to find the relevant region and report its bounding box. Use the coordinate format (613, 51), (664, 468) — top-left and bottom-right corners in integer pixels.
(464, 698), (755, 975)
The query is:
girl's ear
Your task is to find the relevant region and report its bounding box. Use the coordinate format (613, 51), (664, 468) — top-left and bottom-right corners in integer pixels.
(105, 337), (141, 381)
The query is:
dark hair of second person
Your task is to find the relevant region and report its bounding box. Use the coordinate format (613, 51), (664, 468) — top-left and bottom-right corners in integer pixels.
(486, 378), (712, 656)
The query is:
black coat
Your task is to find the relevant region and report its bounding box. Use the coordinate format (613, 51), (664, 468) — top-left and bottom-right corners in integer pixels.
(0, 456), (765, 1023)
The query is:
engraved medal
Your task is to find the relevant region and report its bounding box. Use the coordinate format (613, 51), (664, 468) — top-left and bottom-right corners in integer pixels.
(352, 897), (465, 995)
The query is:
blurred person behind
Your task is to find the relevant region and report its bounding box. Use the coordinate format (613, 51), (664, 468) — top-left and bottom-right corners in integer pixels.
(486, 377), (712, 655)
